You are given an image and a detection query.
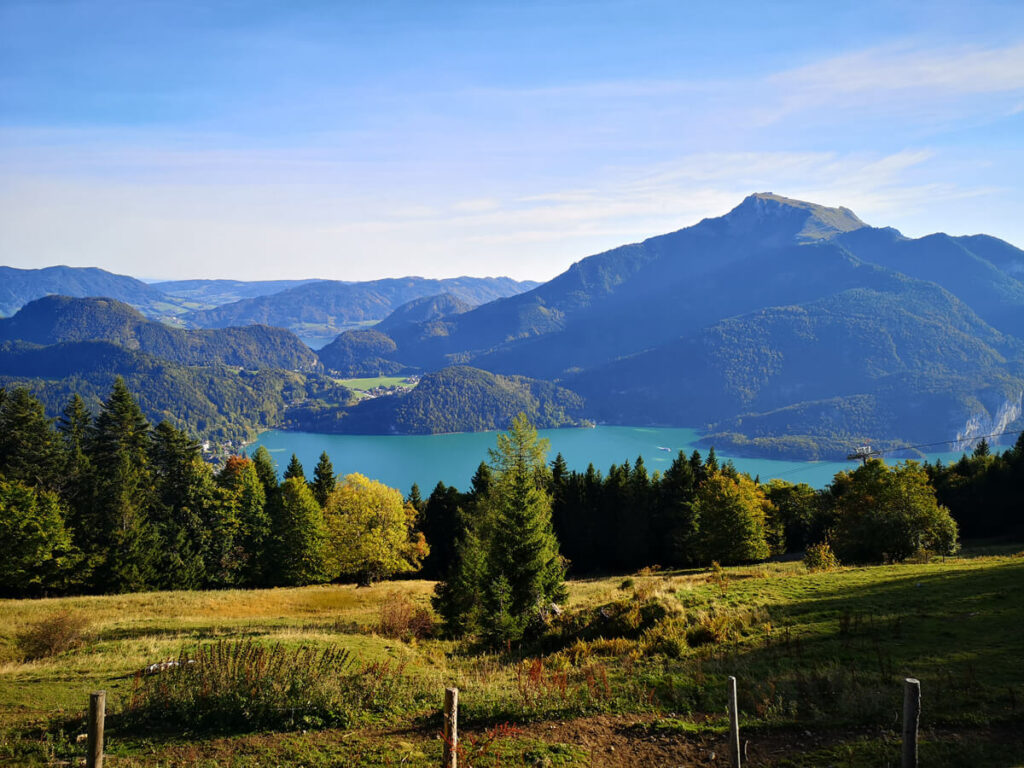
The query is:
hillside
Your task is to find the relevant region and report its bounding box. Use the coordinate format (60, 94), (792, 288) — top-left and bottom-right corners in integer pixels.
(291, 365), (588, 433)
(0, 340), (351, 444)
(0, 266), (175, 318)
(3, 551), (1022, 766)
(375, 292), (474, 332)
(0, 296), (321, 372)
(571, 279), (1024, 458)
(330, 194), (1024, 455)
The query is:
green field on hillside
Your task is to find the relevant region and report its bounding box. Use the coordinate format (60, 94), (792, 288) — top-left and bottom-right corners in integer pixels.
(2, 548), (1023, 766)
(335, 375), (418, 392)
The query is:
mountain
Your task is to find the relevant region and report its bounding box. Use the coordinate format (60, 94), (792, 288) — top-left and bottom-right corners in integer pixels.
(151, 278), (325, 307)
(317, 329), (404, 376)
(332, 193), (1024, 456)
(570, 278), (1024, 458)
(289, 365), (587, 434)
(376, 292), (474, 332)
(0, 266), (173, 317)
(184, 276), (539, 336)
(0, 296), (321, 372)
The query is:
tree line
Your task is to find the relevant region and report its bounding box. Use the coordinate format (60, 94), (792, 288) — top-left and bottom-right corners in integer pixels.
(0, 380), (425, 597)
(4, 378), (1020, 613)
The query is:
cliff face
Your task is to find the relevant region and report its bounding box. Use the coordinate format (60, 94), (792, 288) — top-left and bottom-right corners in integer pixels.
(955, 389), (1023, 451)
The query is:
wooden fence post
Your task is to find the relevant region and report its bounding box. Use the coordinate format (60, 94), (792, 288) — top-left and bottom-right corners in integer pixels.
(728, 675), (741, 768)
(443, 686), (458, 768)
(87, 690), (105, 768)
(902, 678), (920, 768)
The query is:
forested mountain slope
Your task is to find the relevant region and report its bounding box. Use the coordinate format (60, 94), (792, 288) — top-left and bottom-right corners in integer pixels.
(0, 340), (350, 444)
(0, 296), (321, 372)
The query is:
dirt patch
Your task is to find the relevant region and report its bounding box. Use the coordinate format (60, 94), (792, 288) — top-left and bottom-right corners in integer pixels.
(513, 714), (728, 767)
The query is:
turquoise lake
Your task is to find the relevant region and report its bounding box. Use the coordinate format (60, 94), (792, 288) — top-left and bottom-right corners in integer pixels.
(250, 426), (969, 493)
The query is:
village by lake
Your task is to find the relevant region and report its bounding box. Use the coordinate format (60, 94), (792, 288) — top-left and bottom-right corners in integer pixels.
(250, 425), (969, 493)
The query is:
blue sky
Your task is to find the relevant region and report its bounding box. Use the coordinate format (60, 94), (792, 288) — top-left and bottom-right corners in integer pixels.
(2, 0), (1023, 281)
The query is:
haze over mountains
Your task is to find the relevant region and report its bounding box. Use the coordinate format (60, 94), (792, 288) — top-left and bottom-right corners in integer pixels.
(3, 193), (1023, 458)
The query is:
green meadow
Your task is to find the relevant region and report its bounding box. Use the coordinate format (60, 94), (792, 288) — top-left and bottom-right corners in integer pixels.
(3, 547), (1023, 766)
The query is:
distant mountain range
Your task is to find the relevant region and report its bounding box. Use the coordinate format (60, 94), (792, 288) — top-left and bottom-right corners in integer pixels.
(4, 194), (1023, 457)
(0, 268), (538, 345)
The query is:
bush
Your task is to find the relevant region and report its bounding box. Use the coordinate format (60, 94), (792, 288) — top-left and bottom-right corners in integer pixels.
(804, 542), (840, 572)
(16, 612), (90, 660)
(122, 640), (408, 732)
(377, 593), (435, 641)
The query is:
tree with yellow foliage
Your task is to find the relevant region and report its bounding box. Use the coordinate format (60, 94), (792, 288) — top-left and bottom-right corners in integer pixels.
(323, 473), (427, 585)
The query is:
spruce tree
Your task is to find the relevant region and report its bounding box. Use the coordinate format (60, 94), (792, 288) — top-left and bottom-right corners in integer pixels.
(310, 451), (336, 508)
(0, 387), (61, 490)
(406, 482), (425, 513)
(218, 456), (270, 585)
(88, 377), (160, 592)
(270, 477), (327, 586)
(283, 453), (305, 481)
(656, 451), (699, 566)
(434, 414), (566, 645)
(251, 446), (279, 496)
(150, 421), (210, 588)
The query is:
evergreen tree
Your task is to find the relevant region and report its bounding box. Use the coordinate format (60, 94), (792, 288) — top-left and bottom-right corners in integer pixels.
(270, 477), (327, 586)
(88, 377), (159, 592)
(655, 451), (699, 566)
(435, 414), (566, 645)
(406, 482), (425, 513)
(310, 451), (336, 508)
(420, 481), (464, 579)
(469, 461), (493, 499)
(57, 394), (93, 523)
(0, 479), (80, 597)
(218, 456), (270, 585)
(704, 446), (719, 474)
(251, 446), (279, 496)
(283, 453), (305, 481)
(0, 387), (61, 490)
(150, 421), (210, 589)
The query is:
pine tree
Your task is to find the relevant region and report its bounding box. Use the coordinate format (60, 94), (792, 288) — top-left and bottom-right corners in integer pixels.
(283, 453), (305, 481)
(310, 451), (336, 508)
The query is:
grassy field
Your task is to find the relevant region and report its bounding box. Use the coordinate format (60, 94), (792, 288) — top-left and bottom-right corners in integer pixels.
(2, 548), (1023, 766)
(335, 376), (418, 397)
